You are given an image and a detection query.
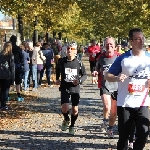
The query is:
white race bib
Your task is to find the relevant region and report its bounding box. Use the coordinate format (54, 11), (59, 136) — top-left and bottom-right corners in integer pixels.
(65, 68), (77, 82)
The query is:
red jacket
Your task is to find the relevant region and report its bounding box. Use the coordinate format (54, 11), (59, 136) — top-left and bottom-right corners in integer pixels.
(88, 45), (100, 61)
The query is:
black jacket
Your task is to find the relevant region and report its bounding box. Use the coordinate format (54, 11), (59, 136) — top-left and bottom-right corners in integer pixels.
(12, 43), (23, 65)
(56, 57), (87, 93)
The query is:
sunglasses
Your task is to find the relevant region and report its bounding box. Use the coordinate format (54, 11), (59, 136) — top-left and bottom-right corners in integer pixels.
(67, 47), (76, 50)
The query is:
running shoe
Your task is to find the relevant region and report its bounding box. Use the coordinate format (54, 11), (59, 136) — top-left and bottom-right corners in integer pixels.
(61, 120), (70, 131)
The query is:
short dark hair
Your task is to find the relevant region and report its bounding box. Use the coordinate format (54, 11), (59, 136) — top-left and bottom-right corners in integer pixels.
(128, 28), (143, 40)
(9, 35), (17, 43)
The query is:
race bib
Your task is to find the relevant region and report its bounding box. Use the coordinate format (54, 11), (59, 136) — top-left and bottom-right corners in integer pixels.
(65, 68), (77, 82)
(128, 82), (145, 95)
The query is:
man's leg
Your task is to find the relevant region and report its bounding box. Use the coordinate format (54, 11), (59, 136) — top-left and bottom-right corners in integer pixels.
(39, 67), (45, 86)
(109, 99), (117, 127)
(107, 91), (117, 138)
(0, 79), (11, 109)
(24, 71), (29, 90)
(117, 107), (133, 150)
(90, 61), (96, 84)
(15, 68), (24, 101)
(28, 65), (32, 88)
(69, 93), (80, 135)
(61, 90), (70, 131)
(100, 88), (111, 131)
(45, 66), (51, 86)
(101, 94), (111, 118)
(128, 122), (136, 149)
(32, 65), (38, 89)
(133, 106), (149, 150)
(54, 55), (60, 68)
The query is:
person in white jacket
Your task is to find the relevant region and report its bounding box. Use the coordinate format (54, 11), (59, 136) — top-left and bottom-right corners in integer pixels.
(32, 42), (46, 90)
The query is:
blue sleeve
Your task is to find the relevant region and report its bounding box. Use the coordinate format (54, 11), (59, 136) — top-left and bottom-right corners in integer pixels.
(109, 56), (122, 76)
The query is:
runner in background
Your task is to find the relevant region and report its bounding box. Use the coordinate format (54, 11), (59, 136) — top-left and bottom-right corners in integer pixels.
(87, 40), (100, 84)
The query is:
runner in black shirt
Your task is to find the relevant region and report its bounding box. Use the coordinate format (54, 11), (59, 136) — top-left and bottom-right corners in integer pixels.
(56, 42), (87, 135)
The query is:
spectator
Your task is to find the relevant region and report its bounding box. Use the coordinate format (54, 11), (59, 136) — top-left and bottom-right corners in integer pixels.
(87, 39), (100, 84)
(51, 38), (61, 68)
(0, 42), (15, 110)
(32, 42), (46, 89)
(39, 43), (54, 87)
(20, 44), (30, 91)
(10, 35), (24, 101)
(59, 42), (68, 58)
(77, 45), (84, 61)
(26, 41), (34, 89)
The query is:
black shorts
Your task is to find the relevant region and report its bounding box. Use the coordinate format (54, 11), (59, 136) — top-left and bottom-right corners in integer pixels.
(89, 61), (96, 73)
(61, 89), (80, 106)
(100, 88), (117, 100)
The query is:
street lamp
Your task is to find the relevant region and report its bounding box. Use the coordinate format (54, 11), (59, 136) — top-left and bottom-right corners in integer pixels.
(18, 14), (24, 41)
(33, 15), (38, 46)
(45, 19), (52, 43)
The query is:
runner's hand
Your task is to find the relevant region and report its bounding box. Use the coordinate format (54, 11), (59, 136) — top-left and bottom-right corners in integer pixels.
(92, 71), (98, 76)
(118, 74), (127, 82)
(72, 79), (79, 85)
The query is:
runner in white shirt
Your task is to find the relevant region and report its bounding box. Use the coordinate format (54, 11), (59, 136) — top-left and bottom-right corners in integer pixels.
(105, 28), (150, 150)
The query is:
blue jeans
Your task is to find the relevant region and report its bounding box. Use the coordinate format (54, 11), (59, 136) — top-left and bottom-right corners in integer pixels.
(39, 65), (51, 85)
(24, 71), (29, 90)
(32, 64), (37, 88)
(0, 79), (11, 107)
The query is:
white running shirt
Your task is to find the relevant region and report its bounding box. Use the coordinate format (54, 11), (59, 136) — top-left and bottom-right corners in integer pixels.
(109, 50), (150, 108)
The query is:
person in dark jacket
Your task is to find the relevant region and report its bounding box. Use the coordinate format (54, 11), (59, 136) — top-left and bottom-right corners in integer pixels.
(0, 42), (15, 110)
(20, 44), (30, 91)
(39, 43), (54, 86)
(26, 41), (33, 89)
(10, 35), (24, 101)
(56, 42), (87, 135)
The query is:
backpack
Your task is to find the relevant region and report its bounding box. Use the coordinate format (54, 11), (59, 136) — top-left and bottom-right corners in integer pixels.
(0, 54), (12, 79)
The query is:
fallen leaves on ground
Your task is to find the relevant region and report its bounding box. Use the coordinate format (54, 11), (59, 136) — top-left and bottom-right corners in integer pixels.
(0, 91), (37, 129)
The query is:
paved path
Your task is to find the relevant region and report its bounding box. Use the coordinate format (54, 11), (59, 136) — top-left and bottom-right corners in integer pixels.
(0, 56), (150, 150)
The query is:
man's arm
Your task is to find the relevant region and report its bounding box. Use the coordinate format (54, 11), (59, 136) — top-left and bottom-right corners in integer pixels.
(104, 72), (118, 82)
(79, 63), (87, 84)
(56, 58), (62, 80)
(104, 56), (122, 82)
(105, 72), (127, 82)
